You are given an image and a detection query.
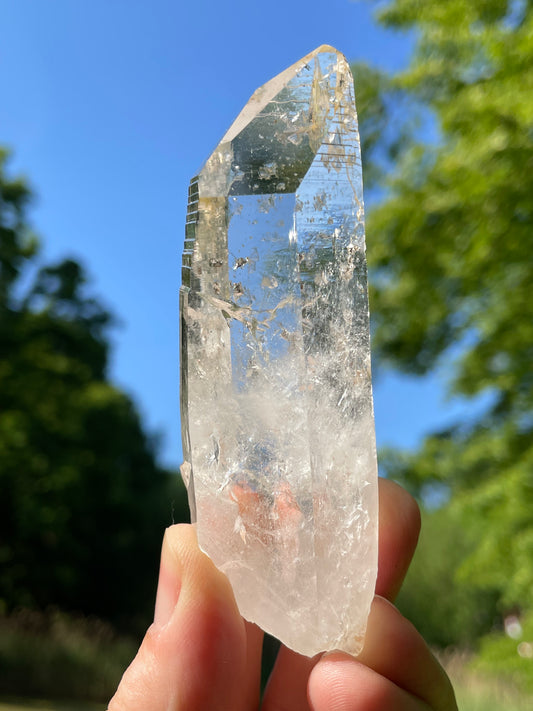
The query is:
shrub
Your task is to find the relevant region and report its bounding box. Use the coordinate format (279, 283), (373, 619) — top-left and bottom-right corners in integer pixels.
(0, 608), (137, 702)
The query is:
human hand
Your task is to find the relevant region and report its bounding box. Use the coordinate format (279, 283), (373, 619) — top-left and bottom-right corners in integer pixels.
(108, 478), (457, 710)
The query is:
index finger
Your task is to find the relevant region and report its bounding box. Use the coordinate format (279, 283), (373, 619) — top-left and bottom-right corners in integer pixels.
(376, 477), (421, 601)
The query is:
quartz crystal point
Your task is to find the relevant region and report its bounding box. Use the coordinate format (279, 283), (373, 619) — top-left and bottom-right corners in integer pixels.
(180, 45), (378, 657)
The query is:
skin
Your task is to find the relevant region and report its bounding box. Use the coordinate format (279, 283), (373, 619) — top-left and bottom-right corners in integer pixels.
(108, 479), (458, 711)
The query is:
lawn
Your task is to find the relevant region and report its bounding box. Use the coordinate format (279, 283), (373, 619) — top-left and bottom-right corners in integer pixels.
(0, 701), (104, 711)
(2, 678), (531, 711)
(1, 653), (531, 711)
(445, 652), (531, 711)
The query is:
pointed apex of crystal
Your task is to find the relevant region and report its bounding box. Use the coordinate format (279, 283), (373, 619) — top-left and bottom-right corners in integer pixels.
(199, 45), (358, 199)
(180, 47), (378, 657)
(220, 45), (347, 148)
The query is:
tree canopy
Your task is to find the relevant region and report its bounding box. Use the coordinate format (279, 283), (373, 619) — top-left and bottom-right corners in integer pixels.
(0, 148), (188, 631)
(354, 0), (533, 614)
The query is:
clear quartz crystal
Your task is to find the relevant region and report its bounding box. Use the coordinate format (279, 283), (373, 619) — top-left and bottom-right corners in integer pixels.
(179, 45), (378, 657)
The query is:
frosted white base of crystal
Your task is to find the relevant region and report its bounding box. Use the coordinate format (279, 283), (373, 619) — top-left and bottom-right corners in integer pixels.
(190, 414), (378, 658)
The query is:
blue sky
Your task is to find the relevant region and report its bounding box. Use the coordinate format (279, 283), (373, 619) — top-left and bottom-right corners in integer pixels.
(1, 0), (478, 469)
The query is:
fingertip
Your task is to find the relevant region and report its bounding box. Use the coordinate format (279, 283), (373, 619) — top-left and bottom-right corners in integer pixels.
(309, 653), (425, 711)
(377, 478), (421, 600)
(378, 478), (421, 546)
(162, 522), (199, 573)
(170, 524), (248, 708)
(355, 595), (457, 711)
(309, 653), (360, 711)
(153, 525), (186, 629)
(110, 523), (249, 711)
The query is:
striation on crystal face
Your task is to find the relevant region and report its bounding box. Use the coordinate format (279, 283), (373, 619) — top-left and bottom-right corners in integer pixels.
(179, 45), (378, 657)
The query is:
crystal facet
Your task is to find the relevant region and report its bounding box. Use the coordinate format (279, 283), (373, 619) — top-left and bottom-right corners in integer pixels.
(180, 45), (378, 657)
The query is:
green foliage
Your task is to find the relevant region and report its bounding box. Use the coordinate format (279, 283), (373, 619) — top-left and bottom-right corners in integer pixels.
(396, 506), (500, 648)
(356, 0), (533, 616)
(0, 608), (136, 702)
(0, 151), (37, 308)
(0, 149), (189, 631)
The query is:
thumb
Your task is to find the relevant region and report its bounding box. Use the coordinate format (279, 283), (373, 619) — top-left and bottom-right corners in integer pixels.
(108, 524), (248, 711)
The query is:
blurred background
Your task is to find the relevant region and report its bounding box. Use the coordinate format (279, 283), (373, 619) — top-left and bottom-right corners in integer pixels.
(0, 0), (531, 708)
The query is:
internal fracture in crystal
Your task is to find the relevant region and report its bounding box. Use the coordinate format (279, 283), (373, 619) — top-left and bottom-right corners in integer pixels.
(179, 45), (378, 657)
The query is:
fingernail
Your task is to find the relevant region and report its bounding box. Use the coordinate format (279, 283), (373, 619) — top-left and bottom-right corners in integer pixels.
(153, 528), (182, 629)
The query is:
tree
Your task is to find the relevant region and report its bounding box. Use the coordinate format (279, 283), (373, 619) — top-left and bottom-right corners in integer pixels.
(0, 149), (188, 631)
(353, 0), (533, 614)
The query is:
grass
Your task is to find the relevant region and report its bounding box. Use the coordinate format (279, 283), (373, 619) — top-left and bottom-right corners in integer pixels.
(0, 609), (136, 704)
(443, 650), (532, 711)
(0, 701), (104, 711)
(2, 659), (532, 711)
(1, 611), (531, 710)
